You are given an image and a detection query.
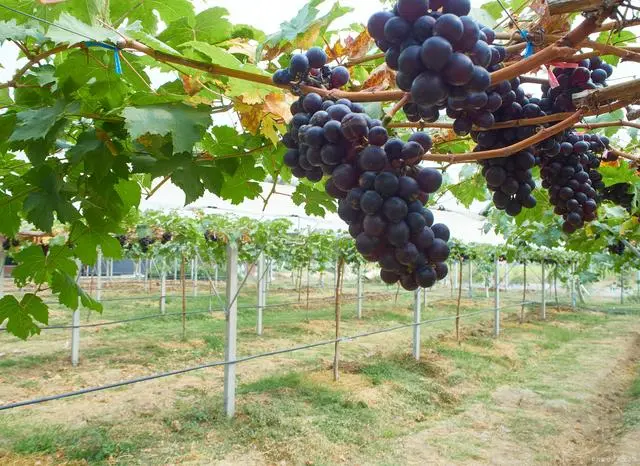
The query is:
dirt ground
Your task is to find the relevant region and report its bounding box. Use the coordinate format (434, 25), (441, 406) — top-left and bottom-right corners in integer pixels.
(0, 278), (639, 465)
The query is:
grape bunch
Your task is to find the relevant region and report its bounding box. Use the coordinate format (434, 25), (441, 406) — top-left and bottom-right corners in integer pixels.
(608, 240), (625, 255)
(272, 46), (350, 90)
(470, 79), (540, 216)
(539, 131), (602, 233)
(325, 128), (450, 289)
(161, 232), (173, 244)
(540, 58), (612, 114)
(281, 88), (451, 289)
(138, 236), (155, 253)
(2, 237), (10, 251)
(601, 183), (634, 212)
(368, 0), (505, 131)
(281, 92), (379, 182)
(204, 230), (218, 242)
(116, 234), (127, 247)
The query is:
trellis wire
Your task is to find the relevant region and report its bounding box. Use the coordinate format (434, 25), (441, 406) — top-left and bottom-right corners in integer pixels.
(0, 300), (535, 412)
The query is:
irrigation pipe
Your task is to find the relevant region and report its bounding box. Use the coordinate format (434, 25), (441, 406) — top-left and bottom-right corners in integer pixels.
(0, 301), (533, 411)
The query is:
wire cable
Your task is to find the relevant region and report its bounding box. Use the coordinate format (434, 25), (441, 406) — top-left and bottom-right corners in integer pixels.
(0, 301), (531, 411)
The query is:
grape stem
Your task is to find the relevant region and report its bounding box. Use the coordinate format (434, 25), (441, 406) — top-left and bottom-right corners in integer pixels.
(608, 147), (640, 163)
(421, 110), (585, 163)
(382, 93), (410, 127)
(388, 99), (634, 131)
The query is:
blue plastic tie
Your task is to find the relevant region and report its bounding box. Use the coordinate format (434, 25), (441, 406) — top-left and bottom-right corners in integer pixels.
(84, 41), (122, 75)
(520, 31), (534, 58)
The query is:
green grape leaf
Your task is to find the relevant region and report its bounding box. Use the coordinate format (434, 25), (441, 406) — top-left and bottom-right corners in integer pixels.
(158, 7), (232, 47)
(481, 1), (502, 21)
(51, 270), (102, 312)
(291, 181), (336, 217)
(12, 244), (77, 287)
(122, 104), (212, 154)
(8, 100), (67, 142)
(0, 0), (101, 24)
(0, 294), (47, 340)
(110, 0), (195, 31)
(22, 165), (80, 231)
(259, 0), (352, 57)
(219, 156), (265, 204)
(47, 13), (119, 44)
(448, 170), (488, 208)
(114, 179), (142, 211)
(72, 223), (122, 265)
(0, 19), (43, 42)
(599, 160), (639, 186)
(0, 193), (21, 237)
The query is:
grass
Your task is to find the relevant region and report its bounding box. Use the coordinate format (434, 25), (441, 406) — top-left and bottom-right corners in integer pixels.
(0, 421), (154, 463)
(0, 278), (638, 464)
(624, 365), (640, 428)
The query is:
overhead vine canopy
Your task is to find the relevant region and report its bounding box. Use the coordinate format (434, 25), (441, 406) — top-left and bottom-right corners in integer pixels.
(0, 0), (638, 339)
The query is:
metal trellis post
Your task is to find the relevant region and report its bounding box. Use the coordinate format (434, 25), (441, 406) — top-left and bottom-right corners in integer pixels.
(160, 261), (167, 315)
(174, 257), (178, 281)
(468, 259), (473, 298)
(193, 258), (199, 297)
(356, 265), (363, 319)
(223, 241), (239, 418)
(71, 260), (82, 367)
(96, 248), (103, 302)
(494, 256), (500, 337)
(413, 288), (421, 360)
(570, 263), (576, 310)
(504, 261), (509, 292)
(257, 252), (265, 335)
(620, 270), (624, 305)
(541, 261), (546, 320)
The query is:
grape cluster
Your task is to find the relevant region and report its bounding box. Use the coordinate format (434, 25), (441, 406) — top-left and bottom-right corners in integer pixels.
(116, 234), (127, 247)
(601, 183), (634, 212)
(138, 236), (155, 253)
(281, 93), (378, 182)
(161, 232), (173, 244)
(1, 237), (15, 251)
(281, 89), (451, 289)
(540, 58), (612, 114)
(204, 230), (218, 242)
(470, 77), (540, 216)
(368, 0), (503, 131)
(334, 142), (451, 290)
(608, 240), (625, 255)
(272, 46), (350, 90)
(539, 131), (603, 233)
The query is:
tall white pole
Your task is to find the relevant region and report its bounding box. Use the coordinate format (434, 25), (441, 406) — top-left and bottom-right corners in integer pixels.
(570, 263), (576, 309)
(257, 253), (265, 335)
(71, 259), (82, 367)
(356, 265), (363, 319)
(223, 241), (239, 418)
(494, 256), (500, 337)
(412, 288), (421, 360)
(467, 260), (473, 298)
(504, 261), (510, 292)
(160, 259), (167, 315)
(96, 248), (103, 302)
(193, 258), (198, 297)
(541, 261), (546, 320)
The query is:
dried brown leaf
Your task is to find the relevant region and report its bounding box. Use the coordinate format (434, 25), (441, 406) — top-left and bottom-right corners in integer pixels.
(362, 63), (395, 91)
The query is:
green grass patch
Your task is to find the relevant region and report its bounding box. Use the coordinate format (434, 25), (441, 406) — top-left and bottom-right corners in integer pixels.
(624, 366), (640, 428)
(0, 422), (152, 464)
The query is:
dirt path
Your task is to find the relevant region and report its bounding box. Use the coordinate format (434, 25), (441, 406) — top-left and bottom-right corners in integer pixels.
(393, 319), (640, 465)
